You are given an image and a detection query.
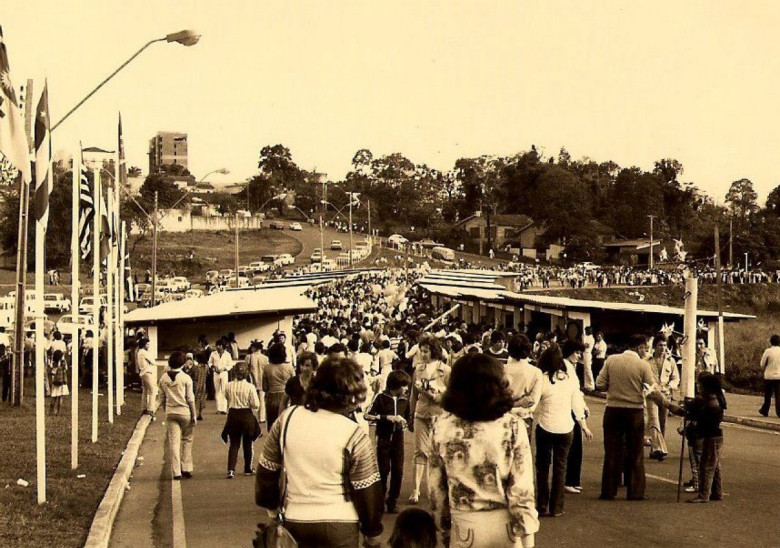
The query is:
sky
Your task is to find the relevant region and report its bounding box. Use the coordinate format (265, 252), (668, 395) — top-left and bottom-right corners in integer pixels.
(5, 1), (780, 202)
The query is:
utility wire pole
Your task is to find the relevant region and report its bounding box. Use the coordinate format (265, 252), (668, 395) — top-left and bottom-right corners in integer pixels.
(648, 214), (656, 269)
(151, 191), (158, 305)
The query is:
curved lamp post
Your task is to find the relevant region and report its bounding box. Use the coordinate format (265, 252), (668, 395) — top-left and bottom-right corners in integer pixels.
(52, 29), (200, 131)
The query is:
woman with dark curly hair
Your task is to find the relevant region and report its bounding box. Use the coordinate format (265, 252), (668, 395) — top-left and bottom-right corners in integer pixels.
(408, 333), (450, 504)
(256, 357), (384, 547)
(429, 353), (539, 548)
(535, 345), (592, 517)
(281, 351), (318, 409)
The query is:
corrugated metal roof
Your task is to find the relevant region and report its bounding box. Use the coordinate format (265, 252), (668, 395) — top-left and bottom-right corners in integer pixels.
(125, 286), (317, 324)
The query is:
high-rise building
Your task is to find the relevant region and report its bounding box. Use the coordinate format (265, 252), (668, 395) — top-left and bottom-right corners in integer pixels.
(148, 131), (188, 173)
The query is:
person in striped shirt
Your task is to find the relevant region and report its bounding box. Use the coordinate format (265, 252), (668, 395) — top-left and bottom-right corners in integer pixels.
(221, 362), (261, 479)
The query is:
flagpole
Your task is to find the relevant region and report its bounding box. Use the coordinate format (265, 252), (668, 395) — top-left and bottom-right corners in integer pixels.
(118, 221), (126, 411)
(106, 179), (114, 423)
(32, 80), (51, 504)
(92, 167), (100, 443)
(71, 155), (80, 469)
(114, 143), (123, 413)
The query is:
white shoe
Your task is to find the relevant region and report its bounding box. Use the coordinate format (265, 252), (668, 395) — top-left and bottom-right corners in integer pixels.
(564, 486), (581, 494)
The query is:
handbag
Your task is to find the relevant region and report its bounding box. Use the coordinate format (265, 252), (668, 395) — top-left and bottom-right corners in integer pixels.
(253, 406), (299, 548)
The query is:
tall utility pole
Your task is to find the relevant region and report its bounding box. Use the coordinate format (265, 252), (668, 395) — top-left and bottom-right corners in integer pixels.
(367, 198), (372, 245)
(647, 214), (656, 269)
(348, 193), (354, 268)
(714, 226), (725, 374)
(151, 191), (158, 305)
(234, 213), (240, 287)
(728, 217), (733, 268)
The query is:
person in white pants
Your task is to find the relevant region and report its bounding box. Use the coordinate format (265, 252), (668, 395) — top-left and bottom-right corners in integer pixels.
(582, 326), (596, 391)
(209, 339), (234, 414)
(159, 351), (198, 479)
(137, 338), (158, 418)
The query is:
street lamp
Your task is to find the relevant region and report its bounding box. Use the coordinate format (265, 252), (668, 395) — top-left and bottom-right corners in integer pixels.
(52, 30), (200, 131)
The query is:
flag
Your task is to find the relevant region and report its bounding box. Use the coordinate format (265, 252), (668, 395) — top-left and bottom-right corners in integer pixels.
(0, 26), (31, 183)
(99, 192), (111, 262)
(117, 113), (127, 186)
(33, 82), (51, 227)
(78, 152), (94, 259)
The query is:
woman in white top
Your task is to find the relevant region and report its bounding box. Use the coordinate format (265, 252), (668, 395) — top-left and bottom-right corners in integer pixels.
(137, 338), (158, 419)
(534, 345), (592, 517)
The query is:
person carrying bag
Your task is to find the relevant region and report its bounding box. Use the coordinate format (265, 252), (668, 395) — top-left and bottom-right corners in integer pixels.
(254, 406), (298, 548)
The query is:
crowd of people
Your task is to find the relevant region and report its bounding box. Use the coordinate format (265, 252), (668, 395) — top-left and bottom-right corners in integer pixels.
(123, 268), (748, 547)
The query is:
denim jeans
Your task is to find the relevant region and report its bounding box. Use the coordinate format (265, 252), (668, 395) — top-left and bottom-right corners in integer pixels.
(698, 436), (723, 499)
(601, 407), (645, 499)
(535, 425), (574, 515)
(284, 520), (359, 548)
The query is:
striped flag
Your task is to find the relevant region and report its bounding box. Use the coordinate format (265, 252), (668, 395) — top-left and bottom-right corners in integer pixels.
(78, 152), (94, 259)
(0, 26), (31, 184)
(33, 82), (52, 228)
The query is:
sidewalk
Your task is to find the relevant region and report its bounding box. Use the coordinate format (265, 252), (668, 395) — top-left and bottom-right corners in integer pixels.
(110, 401), (410, 547)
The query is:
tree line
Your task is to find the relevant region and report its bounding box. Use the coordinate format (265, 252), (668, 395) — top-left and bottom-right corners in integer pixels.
(2, 145), (779, 268)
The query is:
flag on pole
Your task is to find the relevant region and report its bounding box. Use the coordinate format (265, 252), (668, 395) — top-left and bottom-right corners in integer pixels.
(99, 192), (111, 262)
(78, 152), (94, 259)
(348, 192), (361, 208)
(118, 113), (127, 186)
(0, 26), (31, 184)
(33, 82), (52, 228)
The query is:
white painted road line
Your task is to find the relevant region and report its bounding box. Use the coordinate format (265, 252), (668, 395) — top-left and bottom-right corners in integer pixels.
(646, 473), (679, 485)
(172, 479), (187, 548)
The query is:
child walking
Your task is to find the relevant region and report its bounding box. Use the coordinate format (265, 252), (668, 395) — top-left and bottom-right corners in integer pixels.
(365, 369), (411, 514)
(49, 350), (69, 415)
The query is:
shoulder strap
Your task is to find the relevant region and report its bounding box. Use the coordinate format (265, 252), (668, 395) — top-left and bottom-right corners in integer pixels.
(278, 405), (299, 519)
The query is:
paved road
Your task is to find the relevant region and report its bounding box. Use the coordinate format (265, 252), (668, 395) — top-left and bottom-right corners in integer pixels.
(111, 390), (780, 547)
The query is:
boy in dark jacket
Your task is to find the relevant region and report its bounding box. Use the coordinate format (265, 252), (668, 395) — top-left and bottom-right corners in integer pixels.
(365, 369), (411, 513)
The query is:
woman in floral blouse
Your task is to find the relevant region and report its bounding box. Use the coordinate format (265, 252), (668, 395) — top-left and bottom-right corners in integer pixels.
(430, 353), (539, 548)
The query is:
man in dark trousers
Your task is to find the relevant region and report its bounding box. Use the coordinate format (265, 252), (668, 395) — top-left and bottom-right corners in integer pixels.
(365, 369), (411, 514)
(596, 333), (655, 501)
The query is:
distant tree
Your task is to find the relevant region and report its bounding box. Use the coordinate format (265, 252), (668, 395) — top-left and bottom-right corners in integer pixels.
(609, 168), (664, 238)
(725, 178), (759, 221)
(530, 165), (593, 244)
(139, 173), (188, 208)
(765, 184), (780, 216)
(208, 192), (239, 216)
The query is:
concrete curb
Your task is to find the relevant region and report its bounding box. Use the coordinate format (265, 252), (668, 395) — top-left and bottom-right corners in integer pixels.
(584, 391), (780, 433)
(84, 413), (153, 548)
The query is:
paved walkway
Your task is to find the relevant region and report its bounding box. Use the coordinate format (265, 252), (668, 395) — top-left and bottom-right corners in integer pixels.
(110, 390), (777, 547)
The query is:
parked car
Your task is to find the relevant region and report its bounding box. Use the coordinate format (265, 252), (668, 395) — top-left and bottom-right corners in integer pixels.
(330, 240), (344, 250)
(261, 254), (285, 268)
(79, 295), (107, 315)
(417, 238), (443, 249)
(576, 261), (599, 271)
(237, 265), (251, 276)
(156, 279), (174, 293)
(270, 220), (286, 230)
(277, 253), (295, 266)
(43, 293), (71, 313)
(169, 276), (191, 292)
(289, 222), (303, 231)
(225, 275), (251, 288)
(387, 234), (408, 248)
(249, 261), (270, 274)
(56, 314), (93, 334)
(185, 288), (204, 299)
(431, 246), (456, 264)
(218, 269), (234, 282)
(310, 249), (323, 263)
(205, 270), (220, 284)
